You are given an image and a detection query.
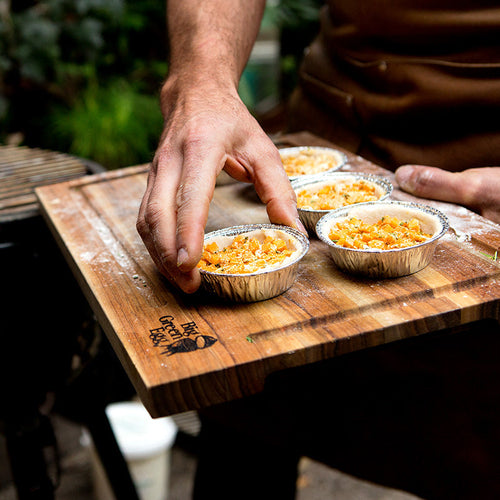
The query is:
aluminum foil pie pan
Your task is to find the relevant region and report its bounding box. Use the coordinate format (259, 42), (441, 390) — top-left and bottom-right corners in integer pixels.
(291, 172), (393, 235)
(279, 146), (347, 181)
(198, 224), (309, 302)
(316, 201), (449, 278)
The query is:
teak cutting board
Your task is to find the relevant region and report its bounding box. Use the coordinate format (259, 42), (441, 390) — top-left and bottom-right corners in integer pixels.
(36, 133), (500, 417)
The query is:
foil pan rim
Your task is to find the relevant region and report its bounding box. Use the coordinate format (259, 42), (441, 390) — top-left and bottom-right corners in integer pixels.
(291, 172), (393, 215)
(316, 200), (449, 253)
(199, 223), (310, 277)
(278, 146), (348, 181)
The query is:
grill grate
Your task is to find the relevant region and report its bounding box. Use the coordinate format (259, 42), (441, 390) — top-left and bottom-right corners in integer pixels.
(0, 145), (100, 223)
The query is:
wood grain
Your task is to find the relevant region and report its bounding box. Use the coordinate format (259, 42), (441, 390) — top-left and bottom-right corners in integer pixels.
(36, 134), (500, 417)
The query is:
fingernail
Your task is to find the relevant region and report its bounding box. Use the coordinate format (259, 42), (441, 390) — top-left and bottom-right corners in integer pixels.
(294, 217), (308, 235)
(177, 247), (189, 268)
(395, 165), (416, 192)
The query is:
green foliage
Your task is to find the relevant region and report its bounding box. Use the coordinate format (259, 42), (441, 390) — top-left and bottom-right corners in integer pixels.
(0, 0), (321, 167)
(272, 0), (322, 29)
(0, 0), (167, 168)
(11, 10), (60, 83)
(48, 80), (163, 169)
(2, 0), (126, 88)
(277, 0), (322, 97)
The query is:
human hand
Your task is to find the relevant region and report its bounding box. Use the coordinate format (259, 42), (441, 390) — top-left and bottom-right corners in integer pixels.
(137, 80), (304, 294)
(395, 165), (500, 224)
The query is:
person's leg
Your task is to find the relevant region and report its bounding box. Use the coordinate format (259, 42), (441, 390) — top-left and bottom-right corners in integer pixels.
(193, 416), (300, 500)
(193, 319), (500, 500)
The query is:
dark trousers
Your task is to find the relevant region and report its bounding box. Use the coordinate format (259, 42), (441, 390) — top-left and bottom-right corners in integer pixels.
(194, 319), (500, 500)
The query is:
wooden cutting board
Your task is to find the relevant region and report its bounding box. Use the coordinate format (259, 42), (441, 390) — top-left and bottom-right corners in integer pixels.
(36, 133), (500, 417)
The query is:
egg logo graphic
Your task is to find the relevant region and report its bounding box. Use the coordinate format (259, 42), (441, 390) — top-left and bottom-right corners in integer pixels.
(163, 335), (218, 356)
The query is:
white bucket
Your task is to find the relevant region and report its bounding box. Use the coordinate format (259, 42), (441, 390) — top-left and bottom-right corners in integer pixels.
(88, 401), (177, 500)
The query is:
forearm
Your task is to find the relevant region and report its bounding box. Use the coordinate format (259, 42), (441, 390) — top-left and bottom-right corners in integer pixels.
(166, 0), (266, 92)
(137, 1), (301, 294)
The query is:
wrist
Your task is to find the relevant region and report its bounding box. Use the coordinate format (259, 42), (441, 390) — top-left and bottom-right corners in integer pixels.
(160, 70), (240, 116)
(169, 33), (243, 87)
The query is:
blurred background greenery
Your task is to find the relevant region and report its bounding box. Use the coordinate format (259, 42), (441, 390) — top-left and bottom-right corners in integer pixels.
(0, 0), (321, 169)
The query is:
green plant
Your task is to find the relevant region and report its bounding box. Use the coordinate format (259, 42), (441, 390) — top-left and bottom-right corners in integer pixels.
(0, 0), (320, 166)
(276, 0), (322, 98)
(0, 0), (167, 166)
(48, 79), (163, 169)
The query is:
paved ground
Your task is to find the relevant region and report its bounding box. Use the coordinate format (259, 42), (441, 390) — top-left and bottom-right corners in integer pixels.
(0, 409), (423, 500)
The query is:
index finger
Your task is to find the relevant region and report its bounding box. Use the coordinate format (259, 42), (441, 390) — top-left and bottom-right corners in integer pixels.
(174, 141), (225, 271)
(138, 152), (202, 293)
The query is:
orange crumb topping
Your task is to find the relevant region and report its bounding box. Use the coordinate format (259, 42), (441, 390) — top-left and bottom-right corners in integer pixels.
(197, 234), (294, 274)
(281, 149), (340, 176)
(297, 180), (380, 210)
(328, 216), (432, 250)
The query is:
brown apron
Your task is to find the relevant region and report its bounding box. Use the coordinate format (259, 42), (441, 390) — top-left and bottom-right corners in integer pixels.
(194, 7), (500, 498)
(288, 0), (500, 171)
(194, 5), (500, 498)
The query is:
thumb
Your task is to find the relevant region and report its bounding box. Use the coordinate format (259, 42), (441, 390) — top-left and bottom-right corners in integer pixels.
(395, 165), (467, 205)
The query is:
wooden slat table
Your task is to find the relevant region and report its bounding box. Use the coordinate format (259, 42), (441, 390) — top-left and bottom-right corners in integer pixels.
(36, 133), (500, 418)
(0, 144), (102, 222)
